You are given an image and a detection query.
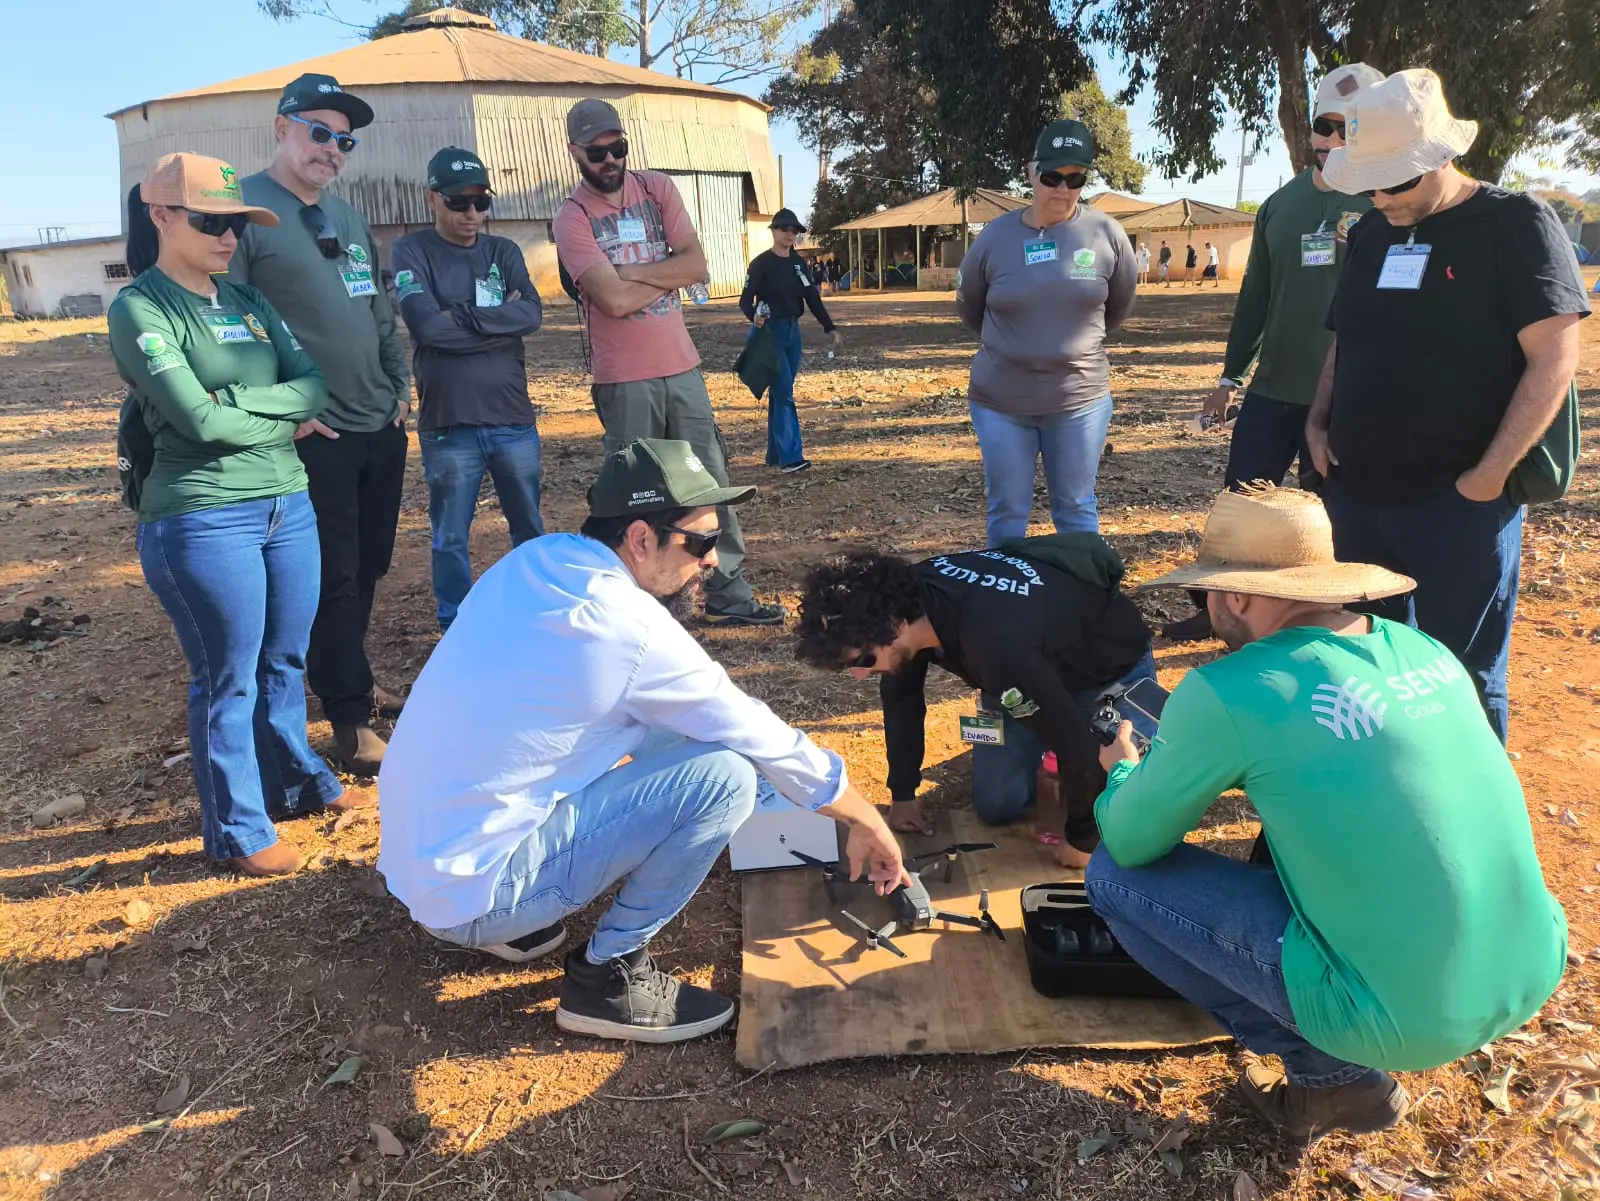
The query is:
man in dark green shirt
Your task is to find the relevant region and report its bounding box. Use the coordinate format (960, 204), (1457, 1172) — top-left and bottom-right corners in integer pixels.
(1087, 487), (1565, 1138)
(229, 73), (410, 775)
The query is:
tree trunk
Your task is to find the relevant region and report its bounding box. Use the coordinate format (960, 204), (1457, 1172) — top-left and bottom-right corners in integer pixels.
(1257, 0), (1315, 174)
(638, 0), (652, 68)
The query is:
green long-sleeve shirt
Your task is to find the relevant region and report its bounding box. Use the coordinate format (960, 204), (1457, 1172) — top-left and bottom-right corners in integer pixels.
(1095, 618), (1566, 1072)
(108, 269), (329, 521)
(1221, 171), (1370, 406)
(228, 173), (408, 432)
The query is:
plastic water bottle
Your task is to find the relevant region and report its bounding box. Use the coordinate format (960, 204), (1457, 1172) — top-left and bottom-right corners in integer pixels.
(687, 279), (710, 305)
(755, 301), (770, 321)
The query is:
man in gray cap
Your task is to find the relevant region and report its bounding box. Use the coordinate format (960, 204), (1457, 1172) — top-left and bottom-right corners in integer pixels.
(231, 73), (411, 776)
(552, 98), (785, 626)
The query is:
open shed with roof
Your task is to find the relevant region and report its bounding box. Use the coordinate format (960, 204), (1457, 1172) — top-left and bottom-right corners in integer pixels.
(1114, 198), (1257, 280)
(830, 188), (1029, 289)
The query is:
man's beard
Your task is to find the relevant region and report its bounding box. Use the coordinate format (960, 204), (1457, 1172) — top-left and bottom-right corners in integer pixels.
(1210, 604), (1252, 652)
(658, 573), (707, 622)
(579, 160), (625, 194)
(1313, 148), (1329, 169)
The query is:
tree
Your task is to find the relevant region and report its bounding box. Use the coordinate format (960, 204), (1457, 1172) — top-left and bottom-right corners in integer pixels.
(1083, 0), (1600, 183)
(1060, 77), (1147, 193)
(591, 0), (820, 84)
(1237, 199), (1262, 213)
(260, 0), (635, 59)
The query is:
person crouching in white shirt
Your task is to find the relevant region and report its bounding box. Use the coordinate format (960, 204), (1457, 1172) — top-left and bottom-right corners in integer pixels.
(377, 437), (909, 1043)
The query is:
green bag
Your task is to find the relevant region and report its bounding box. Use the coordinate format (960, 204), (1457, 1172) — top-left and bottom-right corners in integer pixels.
(733, 324), (781, 400)
(1506, 380), (1580, 506)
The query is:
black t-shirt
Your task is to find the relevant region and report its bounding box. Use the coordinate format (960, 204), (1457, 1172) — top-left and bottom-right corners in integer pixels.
(739, 250), (836, 330)
(1327, 185), (1590, 502)
(878, 549), (1150, 801)
(1159, 245), (1171, 264)
(1185, 246), (1197, 268)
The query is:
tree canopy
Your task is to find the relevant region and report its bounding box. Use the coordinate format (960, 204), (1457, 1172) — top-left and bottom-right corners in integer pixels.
(1061, 77), (1147, 193)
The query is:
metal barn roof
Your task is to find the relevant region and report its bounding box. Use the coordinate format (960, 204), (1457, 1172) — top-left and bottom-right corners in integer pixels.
(831, 188), (1028, 231)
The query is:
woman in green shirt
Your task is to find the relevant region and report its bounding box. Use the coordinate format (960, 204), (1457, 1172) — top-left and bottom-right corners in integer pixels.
(109, 152), (350, 877)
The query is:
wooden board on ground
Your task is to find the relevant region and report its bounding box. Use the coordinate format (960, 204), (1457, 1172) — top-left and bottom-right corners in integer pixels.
(737, 809), (1224, 1070)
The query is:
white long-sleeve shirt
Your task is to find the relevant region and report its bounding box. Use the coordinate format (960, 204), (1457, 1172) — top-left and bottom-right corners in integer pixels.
(377, 533), (847, 927)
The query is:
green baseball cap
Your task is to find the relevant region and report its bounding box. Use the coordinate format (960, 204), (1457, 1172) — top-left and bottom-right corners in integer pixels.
(277, 73), (374, 130)
(1034, 119), (1095, 171)
(427, 147), (491, 195)
(588, 438), (756, 518)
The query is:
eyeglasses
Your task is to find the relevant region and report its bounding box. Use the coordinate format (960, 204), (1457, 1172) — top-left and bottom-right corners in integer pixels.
(661, 524), (720, 558)
(182, 209), (250, 239)
(847, 650), (877, 671)
(580, 138), (629, 164)
(1038, 168), (1089, 190)
(286, 113), (359, 153)
(299, 204), (343, 259)
(1311, 116), (1347, 138)
(442, 194), (492, 213)
(1359, 175), (1424, 199)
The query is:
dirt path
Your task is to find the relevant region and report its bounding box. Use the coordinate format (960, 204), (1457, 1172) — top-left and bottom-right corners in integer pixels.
(0, 284), (1597, 1201)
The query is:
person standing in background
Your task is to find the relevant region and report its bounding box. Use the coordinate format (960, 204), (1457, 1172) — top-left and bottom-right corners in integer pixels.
(1158, 240), (1172, 285)
(552, 98), (785, 627)
(1202, 242), (1220, 286)
(739, 208), (841, 475)
(956, 119), (1137, 545)
(1184, 242), (1198, 282)
(1136, 241), (1151, 285)
(229, 73), (411, 777)
(391, 148), (545, 634)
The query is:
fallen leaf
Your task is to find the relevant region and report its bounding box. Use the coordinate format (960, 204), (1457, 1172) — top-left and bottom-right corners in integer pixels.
(30, 793), (85, 828)
(1561, 809), (1581, 827)
(123, 898), (152, 926)
(1123, 1116), (1154, 1142)
(369, 1123), (404, 1157)
(1152, 1112), (1191, 1153)
(171, 935), (210, 954)
(1548, 1018), (1595, 1035)
(782, 1160), (803, 1186)
(543, 1192), (585, 1201)
(138, 1119), (168, 1134)
(332, 809), (361, 833)
(578, 1186), (630, 1201)
(84, 955), (107, 981)
(1234, 1171), (1263, 1200)
(64, 860), (106, 887)
(1483, 1064), (1515, 1113)
(1077, 1128), (1119, 1162)
(1159, 1148), (1184, 1178)
(702, 1118), (766, 1145)
(162, 752), (191, 769)
(156, 1073), (191, 1113)
(323, 1055), (364, 1087)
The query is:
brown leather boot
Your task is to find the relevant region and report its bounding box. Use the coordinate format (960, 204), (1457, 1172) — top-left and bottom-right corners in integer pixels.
(326, 784), (376, 813)
(372, 683), (406, 719)
(230, 841), (304, 877)
(1239, 1061), (1410, 1137)
(333, 723), (387, 776)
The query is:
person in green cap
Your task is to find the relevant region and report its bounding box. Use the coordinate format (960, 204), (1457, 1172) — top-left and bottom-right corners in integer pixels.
(377, 438), (908, 1043)
(390, 148), (546, 633)
(956, 118), (1136, 546)
(229, 72), (410, 777)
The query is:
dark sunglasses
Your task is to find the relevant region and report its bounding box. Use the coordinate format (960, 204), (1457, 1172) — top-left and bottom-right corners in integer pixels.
(847, 650), (877, 671)
(1038, 168), (1089, 190)
(183, 209), (250, 239)
(774, 225), (803, 234)
(1360, 174), (1424, 199)
(1311, 116), (1347, 138)
(443, 194), (492, 213)
(581, 138), (629, 164)
(299, 204), (343, 259)
(286, 113), (359, 153)
(661, 524), (720, 558)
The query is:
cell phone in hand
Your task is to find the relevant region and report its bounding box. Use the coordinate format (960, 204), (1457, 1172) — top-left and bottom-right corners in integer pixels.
(1118, 677), (1169, 725)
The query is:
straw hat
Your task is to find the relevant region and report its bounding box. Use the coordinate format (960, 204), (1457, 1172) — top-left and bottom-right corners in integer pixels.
(1138, 487), (1415, 603)
(1321, 68), (1477, 196)
(140, 153), (278, 225)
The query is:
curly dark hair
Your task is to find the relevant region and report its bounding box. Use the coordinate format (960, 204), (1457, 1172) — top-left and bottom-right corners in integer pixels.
(795, 550), (927, 669)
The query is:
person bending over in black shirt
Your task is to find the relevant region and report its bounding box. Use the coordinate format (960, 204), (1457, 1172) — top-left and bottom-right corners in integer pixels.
(796, 535), (1155, 867)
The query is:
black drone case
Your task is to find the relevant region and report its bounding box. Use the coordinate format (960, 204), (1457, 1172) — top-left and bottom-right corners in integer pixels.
(1021, 882), (1180, 1000)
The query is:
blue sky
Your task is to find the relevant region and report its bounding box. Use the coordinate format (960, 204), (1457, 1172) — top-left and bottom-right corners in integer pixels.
(3, 1), (1594, 249)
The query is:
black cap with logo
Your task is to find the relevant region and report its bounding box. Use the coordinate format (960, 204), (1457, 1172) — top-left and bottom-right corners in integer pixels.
(1033, 119), (1095, 171)
(277, 73), (375, 131)
(769, 208), (808, 232)
(588, 439), (756, 518)
(427, 147), (491, 194)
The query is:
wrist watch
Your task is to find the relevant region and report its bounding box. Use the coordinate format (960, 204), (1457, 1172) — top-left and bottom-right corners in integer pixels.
(1218, 376), (1241, 389)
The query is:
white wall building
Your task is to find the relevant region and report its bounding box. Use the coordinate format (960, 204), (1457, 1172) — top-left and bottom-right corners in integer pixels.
(1, 236), (131, 319)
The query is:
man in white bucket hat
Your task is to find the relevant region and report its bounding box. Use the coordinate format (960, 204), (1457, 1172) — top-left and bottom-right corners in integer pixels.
(1306, 68), (1590, 744)
(1084, 487), (1566, 1138)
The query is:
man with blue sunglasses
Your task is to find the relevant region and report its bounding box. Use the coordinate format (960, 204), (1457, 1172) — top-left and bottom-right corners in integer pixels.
(231, 72), (412, 777)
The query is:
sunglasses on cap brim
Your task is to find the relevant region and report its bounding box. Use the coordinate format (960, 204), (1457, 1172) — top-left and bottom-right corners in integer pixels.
(1360, 174), (1424, 199)
(286, 113), (359, 153)
(580, 138), (629, 164)
(1311, 116), (1346, 138)
(1038, 168), (1089, 190)
(183, 210), (251, 239)
(442, 194), (492, 213)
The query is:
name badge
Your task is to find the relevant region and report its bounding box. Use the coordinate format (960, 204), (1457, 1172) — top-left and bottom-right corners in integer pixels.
(475, 277), (504, 307)
(342, 270), (376, 298)
(204, 313), (254, 344)
(616, 217), (647, 244)
(1376, 243), (1430, 290)
(959, 715), (1005, 745)
(1024, 240), (1058, 266)
(1300, 232), (1336, 267)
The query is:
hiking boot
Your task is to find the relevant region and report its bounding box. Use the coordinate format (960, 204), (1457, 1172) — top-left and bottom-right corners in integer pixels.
(1160, 609), (1214, 643)
(1239, 1061), (1410, 1137)
(555, 944), (735, 1043)
(702, 600), (787, 627)
(427, 921), (567, 965)
(333, 723), (387, 776)
(372, 683), (407, 719)
(230, 841), (303, 877)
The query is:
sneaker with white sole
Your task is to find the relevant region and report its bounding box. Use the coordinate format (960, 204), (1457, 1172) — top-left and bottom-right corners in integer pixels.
(555, 944), (735, 1043)
(427, 920), (567, 965)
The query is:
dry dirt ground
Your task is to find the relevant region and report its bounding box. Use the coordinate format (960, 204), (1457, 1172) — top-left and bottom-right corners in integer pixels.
(1, 277), (1598, 1201)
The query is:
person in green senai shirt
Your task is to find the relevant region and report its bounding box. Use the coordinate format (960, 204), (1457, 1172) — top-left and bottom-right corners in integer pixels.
(1086, 487), (1565, 1138)
(109, 152), (356, 877)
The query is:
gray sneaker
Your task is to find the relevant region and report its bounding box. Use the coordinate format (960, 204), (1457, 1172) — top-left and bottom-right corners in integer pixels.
(427, 921), (566, 965)
(555, 945), (735, 1043)
(702, 600), (787, 627)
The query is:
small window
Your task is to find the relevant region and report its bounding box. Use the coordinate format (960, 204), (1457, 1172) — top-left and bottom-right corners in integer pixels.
(103, 262), (130, 281)
(21, 265), (33, 288)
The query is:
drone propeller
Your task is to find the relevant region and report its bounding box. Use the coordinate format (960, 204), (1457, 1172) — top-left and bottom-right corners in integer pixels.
(906, 841), (999, 883)
(788, 849), (839, 875)
(840, 909), (907, 959)
(977, 887), (1006, 943)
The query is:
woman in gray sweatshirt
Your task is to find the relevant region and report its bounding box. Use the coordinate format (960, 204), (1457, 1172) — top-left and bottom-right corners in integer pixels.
(955, 119), (1137, 545)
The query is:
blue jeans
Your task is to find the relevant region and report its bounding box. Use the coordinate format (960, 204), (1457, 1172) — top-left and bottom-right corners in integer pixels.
(969, 395), (1115, 545)
(761, 318), (806, 467)
(1321, 476), (1521, 743)
(1224, 393), (1320, 491)
(430, 736), (758, 961)
(138, 492), (343, 861)
(972, 647), (1158, 844)
(1086, 843), (1384, 1088)
(420, 423), (545, 631)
